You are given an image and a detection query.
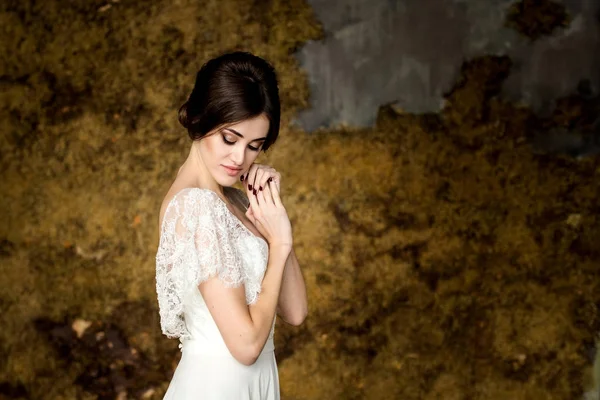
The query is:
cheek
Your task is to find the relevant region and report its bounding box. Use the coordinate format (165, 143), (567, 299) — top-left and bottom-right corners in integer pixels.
(202, 140), (213, 155)
(202, 136), (225, 158)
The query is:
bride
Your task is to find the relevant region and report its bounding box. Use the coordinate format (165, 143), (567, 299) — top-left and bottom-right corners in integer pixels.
(155, 51), (307, 399)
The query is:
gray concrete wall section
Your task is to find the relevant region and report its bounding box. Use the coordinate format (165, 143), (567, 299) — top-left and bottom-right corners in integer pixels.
(295, 0), (600, 131)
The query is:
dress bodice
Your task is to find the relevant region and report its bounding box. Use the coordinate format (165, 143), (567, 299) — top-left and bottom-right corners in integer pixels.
(155, 187), (274, 350)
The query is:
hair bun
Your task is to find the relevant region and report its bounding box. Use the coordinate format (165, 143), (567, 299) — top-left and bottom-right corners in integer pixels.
(178, 102), (191, 129)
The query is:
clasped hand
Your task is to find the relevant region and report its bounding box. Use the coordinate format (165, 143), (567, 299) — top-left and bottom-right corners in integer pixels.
(241, 164), (292, 249)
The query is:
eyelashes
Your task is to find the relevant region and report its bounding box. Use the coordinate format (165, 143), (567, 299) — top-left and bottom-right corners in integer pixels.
(222, 135), (235, 145)
(221, 134), (260, 151)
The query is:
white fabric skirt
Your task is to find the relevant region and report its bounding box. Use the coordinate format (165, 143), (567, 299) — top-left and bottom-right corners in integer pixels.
(163, 340), (280, 400)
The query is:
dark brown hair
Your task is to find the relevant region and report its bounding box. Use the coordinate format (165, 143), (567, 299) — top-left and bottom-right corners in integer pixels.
(178, 52), (281, 151)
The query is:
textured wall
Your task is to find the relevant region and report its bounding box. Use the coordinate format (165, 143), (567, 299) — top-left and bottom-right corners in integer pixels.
(295, 0), (600, 131)
(1, 1), (600, 399)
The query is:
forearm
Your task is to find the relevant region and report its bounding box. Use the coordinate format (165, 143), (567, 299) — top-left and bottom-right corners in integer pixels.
(277, 248), (307, 325)
(247, 246), (290, 351)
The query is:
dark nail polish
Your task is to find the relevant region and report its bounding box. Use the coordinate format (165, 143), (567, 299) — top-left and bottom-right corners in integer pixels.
(248, 184), (253, 190)
(268, 177), (273, 182)
(240, 175), (244, 182)
(253, 189), (257, 195)
(259, 186), (263, 191)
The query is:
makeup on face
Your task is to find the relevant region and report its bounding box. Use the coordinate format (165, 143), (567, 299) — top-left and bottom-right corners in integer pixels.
(222, 165), (242, 176)
(221, 128), (266, 152)
(210, 115), (270, 182)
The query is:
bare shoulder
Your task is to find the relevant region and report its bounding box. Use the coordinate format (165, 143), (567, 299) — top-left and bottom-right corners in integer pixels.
(158, 189), (178, 231)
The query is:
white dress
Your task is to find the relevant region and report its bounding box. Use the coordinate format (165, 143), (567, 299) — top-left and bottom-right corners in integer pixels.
(155, 187), (279, 400)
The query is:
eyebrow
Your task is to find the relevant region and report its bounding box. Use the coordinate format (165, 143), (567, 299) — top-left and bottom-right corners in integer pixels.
(223, 128), (267, 142)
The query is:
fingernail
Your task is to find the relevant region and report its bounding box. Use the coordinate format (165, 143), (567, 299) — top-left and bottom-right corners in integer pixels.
(259, 186), (263, 191)
(248, 184), (253, 190)
(240, 175), (244, 181)
(253, 189), (257, 195)
(268, 177), (273, 182)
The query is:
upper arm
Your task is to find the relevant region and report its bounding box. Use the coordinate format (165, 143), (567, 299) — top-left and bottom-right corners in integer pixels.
(189, 190), (261, 365)
(199, 279), (259, 365)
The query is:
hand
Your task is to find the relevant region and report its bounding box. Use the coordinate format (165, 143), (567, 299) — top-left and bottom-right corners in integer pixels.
(241, 163), (281, 194)
(245, 179), (292, 249)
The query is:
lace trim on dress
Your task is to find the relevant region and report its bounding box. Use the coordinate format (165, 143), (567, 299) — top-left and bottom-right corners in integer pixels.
(155, 188), (268, 339)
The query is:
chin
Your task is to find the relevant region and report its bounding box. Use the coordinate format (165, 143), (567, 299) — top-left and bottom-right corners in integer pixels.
(216, 175), (238, 187)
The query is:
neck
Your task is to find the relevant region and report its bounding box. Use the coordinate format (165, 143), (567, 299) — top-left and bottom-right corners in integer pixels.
(181, 142), (225, 198)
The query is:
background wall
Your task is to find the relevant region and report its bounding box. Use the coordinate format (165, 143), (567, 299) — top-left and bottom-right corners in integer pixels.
(1, 1), (599, 399)
(296, 0), (600, 131)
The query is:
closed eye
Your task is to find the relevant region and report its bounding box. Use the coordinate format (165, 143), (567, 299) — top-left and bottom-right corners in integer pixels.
(222, 135), (235, 145)
(222, 134), (261, 152)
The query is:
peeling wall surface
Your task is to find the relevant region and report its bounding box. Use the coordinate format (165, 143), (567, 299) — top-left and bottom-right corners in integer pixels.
(295, 0), (600, 131)
(2, 1), (600, 398)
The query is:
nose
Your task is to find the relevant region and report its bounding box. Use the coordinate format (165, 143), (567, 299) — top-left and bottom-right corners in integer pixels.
(230, 144), (245, 166)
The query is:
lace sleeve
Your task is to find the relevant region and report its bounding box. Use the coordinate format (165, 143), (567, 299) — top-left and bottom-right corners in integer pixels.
(155, 188), (246, 339)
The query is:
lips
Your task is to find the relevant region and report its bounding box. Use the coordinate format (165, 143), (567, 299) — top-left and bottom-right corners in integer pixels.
(222, 165), (242, 176)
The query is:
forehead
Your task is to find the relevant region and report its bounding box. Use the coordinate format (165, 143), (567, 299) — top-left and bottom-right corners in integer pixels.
(224, 114), (269, 139)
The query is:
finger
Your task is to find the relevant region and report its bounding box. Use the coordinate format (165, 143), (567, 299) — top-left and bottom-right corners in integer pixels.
(246, 164), (258, 191)
(259, 170), (275, 192)
(241, 164), (250, 183)
(251, 164), (264, 191)
(247, 179), (260, 211)
(276, 172), (281, 192)
(267, 172), (281, 193)
(266, 176), (277, 194)
(261, 180), (276, 206)
(255, 168), (266, 192)
(251, 170), (263, 205)
(257, 184), (268, 209)
(269, 179), (282, 208)
(257, 173), (269, 193)
(245, 171), (255, 202)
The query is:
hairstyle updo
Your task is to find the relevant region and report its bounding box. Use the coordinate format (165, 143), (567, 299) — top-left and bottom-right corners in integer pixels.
(178, 51), (281, 151)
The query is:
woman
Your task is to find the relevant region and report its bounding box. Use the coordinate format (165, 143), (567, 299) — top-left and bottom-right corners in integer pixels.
(155, 52), (308, 399)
